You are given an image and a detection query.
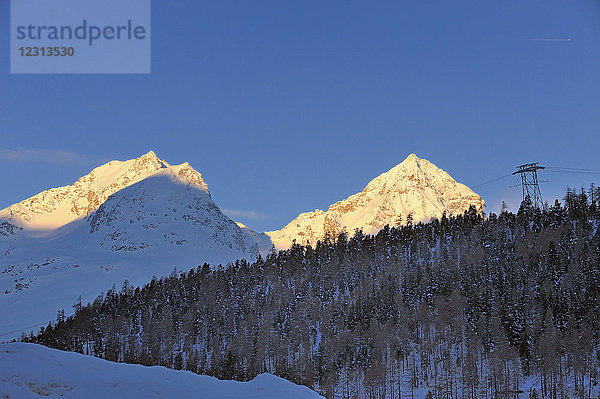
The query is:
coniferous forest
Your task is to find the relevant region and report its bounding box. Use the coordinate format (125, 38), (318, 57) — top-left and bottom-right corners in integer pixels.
(25, 187), (600, 399)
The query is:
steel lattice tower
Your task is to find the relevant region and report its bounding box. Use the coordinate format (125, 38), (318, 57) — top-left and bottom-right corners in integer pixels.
(513, 163), (545, 208)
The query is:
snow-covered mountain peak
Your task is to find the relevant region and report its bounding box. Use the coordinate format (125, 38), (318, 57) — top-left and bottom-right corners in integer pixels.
(141, 149), (161, 160)
(164, 162), (209, 193)
(266, 154), (484, 250)
(0, 152), (260, 337)
(362, 153), (461, 194)
(81, 170), (256, 258)
(0, 151), (201, 232)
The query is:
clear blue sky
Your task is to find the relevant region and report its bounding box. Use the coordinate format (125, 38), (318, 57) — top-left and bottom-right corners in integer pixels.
(1, 1), (599, 232)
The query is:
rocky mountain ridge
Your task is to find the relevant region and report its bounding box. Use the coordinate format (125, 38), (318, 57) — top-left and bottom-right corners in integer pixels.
(0, 151), (173, 233)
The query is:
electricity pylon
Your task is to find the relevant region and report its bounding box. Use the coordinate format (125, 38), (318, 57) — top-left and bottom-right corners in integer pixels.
(513, 163), (545, 208)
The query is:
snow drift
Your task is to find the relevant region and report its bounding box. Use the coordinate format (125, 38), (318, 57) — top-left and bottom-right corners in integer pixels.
(0, 343), (324, 399)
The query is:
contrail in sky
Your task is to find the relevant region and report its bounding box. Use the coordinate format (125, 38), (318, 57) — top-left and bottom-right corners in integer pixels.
(519, 38), (572, 42)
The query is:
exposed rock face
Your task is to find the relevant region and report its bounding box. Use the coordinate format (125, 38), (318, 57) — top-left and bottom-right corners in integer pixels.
(265, 154), (484, 250)
(0, 221), (21, 237)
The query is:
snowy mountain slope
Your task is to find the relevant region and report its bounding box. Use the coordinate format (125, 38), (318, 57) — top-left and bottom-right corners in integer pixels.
(0, 151), (171, 233)
(266, 154), (484, 250)
(0, 343), (324, 399)
(83, 164), (257, 256)
(0, 153), (259, 338)
(236, 222), (274, 258)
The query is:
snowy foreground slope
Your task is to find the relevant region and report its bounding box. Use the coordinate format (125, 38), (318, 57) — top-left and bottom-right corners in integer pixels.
(0, 343), (324, 399)
(0, 152), (261, 338)
(266, 154), (484, 250)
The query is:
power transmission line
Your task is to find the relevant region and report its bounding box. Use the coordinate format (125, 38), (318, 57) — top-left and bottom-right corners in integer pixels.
(471, 173), (513, 189)
(0, 321), (52, 338)
(471, 165), (600, 191)
(546, 166), (600, 173)
(546, 169), (600, 175)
